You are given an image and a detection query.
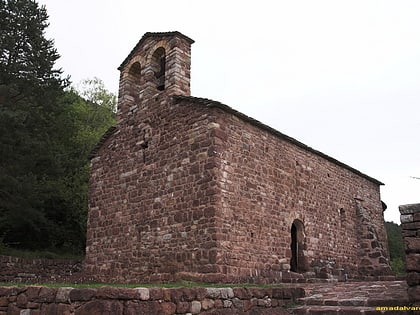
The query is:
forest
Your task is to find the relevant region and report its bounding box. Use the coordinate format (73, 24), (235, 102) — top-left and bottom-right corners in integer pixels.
(0, 0), (115, 256)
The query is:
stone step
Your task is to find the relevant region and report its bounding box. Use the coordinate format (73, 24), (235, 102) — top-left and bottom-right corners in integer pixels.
(287, 281), (411, 314)
(294, 281), (409, 308)
(292, 305), (414, 314)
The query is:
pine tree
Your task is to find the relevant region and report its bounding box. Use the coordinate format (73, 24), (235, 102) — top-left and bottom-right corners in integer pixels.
(0, 0), (116, 254)
(0, 0), (68, 250)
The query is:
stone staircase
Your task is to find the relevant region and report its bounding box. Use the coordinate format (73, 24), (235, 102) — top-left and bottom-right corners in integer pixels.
(290, 281), (411, 314)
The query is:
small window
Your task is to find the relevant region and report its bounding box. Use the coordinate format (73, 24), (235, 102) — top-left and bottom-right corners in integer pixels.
(339, 208), (346, 225)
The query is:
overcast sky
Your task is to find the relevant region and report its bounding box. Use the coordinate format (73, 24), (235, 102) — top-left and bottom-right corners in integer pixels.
(38, 0), (420, 223)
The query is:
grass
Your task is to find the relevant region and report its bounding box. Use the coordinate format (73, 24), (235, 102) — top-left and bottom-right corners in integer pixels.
(0, 248), (282, 289)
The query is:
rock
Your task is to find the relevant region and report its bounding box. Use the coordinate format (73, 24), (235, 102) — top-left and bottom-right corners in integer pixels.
(201, 298), (215, 310)
(408, 286), (420, 304)
(406, 254), (420, 272)
(134, 288), (149, 301)
(69, 288), (96, 302)
(75, 300), (123, 315)
(55, 287), (73, 303)
(190, 300), (201, 314)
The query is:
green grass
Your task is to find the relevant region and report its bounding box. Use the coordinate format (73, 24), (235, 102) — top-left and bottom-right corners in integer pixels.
(0, 248), (282, 289)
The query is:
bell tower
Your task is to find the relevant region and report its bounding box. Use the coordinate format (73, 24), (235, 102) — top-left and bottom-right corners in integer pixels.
(116, 32), (194, 122)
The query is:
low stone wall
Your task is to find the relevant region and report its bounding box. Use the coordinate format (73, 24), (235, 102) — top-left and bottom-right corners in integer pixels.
(0, 285), (304, 315)
(0, 255), (82, 283)
(399, 203), (420, 304)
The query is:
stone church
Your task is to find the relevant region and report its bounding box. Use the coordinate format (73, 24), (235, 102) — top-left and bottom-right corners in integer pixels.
(85, 31), (391, 283)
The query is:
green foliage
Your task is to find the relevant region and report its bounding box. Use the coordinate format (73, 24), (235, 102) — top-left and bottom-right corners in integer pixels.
(385, 221), (405, 260)
(76, 77), (117, 113)
(390, 257), (406, 275)
(0, 0), (116, 255)
(385, 221), (406, 275)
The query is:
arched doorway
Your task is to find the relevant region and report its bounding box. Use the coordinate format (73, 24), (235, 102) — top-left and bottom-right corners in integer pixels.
(290, 219), (306, 273)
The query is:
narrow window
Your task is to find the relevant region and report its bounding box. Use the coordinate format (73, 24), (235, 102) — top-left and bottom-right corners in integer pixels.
(151, 47), (166, 91)
(339, 208), (346, 226)
(127, 62), (142, 101)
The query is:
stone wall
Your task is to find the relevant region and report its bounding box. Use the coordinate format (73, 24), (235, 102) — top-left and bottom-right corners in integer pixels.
(400, 203), (420, 304)
(0, 285), (303, 315)
(175, 97), (391, 282)
(85, 98), (223, 282)
(0, 255), (81, 283)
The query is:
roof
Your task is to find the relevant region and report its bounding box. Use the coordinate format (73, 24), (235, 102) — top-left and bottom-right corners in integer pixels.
(174, 95), (384, 186)
(89, 126), (116, 160)
(118, 31), (195, 71)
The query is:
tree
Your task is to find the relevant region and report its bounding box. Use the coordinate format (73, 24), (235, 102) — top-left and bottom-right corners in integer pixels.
(0, 0), (116, 255)
(385, 221), (405, 275)
(0, 0), (68, 250)
(76, 77), (117, 113)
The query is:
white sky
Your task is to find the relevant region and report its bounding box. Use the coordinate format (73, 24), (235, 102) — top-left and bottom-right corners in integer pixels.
(38, 0), (420, 223)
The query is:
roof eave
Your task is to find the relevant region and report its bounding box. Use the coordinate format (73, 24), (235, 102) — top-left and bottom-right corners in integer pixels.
(173, 95), (384, 186)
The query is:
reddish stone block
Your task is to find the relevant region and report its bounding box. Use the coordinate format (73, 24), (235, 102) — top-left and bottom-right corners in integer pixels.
(232, 287), (250, 299)
(271, 288), (285, 299)
(36, 287), (57, 303)
(69, 288), (96, 301)
(125, 301), (161, 315)
(195, 288), (207, 300)
(290, 288), (305, 299)
(407, 272), (420, 286)
(5, 304), (20, 315)
(25, 287), (41, 301)
(176, 301), (190, 313)
(402, 221), (420, 230)
(96, 287), (138, 300)
(75, 300), (123, 315)
(41, 303), (72, 315)
(213, 299), (223, 308)
(406, 254), (420, 272)
(0, 297), (8, 307)
(161, 288), (172, 302)
(167, 287), (195, 302)
(0, 287), (25, 297)
(26, 301), (40, 309)
(16, 293), (27, 308)
(160, 301), (176, 315)
(408, 286), (420, 303)
(405, 237), (420, 252)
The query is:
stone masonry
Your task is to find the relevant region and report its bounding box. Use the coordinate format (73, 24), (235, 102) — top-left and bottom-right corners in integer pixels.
(400, 203), (420, 304)
(85, 31), (391, 283)
(0, 255), (81, 283)
(0, 285), (304, 315)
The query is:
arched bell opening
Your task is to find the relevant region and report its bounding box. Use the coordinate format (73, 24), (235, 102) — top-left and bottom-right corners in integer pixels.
(127, 61), (142, 97)
(151, 47), (166, 91)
